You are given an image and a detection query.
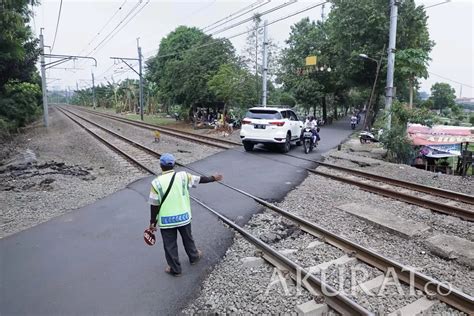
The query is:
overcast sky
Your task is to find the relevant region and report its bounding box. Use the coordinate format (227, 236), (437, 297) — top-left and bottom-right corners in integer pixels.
(32, 0), (473, 98)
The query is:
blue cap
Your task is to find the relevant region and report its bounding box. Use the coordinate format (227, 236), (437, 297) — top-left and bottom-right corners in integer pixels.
(160, 153), (175, 166)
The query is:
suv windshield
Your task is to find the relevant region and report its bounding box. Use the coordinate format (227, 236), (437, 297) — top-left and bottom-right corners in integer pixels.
(246, 110), (282, 120)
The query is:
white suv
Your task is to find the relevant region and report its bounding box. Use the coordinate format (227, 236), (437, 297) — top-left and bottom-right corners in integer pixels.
(240, 107), (303, 152)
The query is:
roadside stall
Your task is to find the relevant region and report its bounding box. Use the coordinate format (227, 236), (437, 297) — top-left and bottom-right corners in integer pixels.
(408, 124), (474, 175)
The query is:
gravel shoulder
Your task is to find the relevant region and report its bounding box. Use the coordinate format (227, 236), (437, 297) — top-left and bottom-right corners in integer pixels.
(183, 135), (473, 315)
(0, 107), (220, 239)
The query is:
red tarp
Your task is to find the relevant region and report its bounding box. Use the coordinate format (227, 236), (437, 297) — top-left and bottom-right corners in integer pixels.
(407, 124), (474, 146)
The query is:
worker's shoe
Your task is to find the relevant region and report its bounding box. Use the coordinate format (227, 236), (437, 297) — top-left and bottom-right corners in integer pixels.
(190, 250), (203, 265)
(165, 266), (181, 277)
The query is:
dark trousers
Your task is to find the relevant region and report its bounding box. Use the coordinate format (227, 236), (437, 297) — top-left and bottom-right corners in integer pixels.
(160, 223), (199, 274)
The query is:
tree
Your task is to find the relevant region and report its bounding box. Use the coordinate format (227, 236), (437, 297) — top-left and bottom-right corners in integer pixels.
(146, 26), (236, 112)
(0, 0), (41, 136)
(241, 14), (280, 101)
(429, 82), (456, 112)
(324, 0), (433, 121)
(279, 18), (339, 122)
(208, 63), (255, 114)
(396, 48), (430, 108)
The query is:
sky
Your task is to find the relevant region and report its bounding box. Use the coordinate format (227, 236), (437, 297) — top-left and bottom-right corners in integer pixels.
(32, 0), (473, 98)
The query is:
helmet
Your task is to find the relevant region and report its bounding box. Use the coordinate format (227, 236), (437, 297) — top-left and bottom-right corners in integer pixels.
(144, 229), (156, 246)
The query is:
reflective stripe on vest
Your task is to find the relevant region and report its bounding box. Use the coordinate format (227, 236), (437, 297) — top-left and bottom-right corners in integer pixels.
(151, 171), (192, 228)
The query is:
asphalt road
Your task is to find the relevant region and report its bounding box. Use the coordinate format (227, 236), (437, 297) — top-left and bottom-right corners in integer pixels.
(0, 116), (359, 315)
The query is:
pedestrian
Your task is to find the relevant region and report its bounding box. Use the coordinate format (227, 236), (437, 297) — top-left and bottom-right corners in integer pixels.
(148, 153), (223, 277)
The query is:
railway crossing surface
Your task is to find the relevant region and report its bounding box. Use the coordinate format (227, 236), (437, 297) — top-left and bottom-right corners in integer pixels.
(0, 118), (356, 315)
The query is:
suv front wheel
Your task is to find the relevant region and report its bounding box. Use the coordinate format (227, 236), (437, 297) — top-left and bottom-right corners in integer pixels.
(243, 141), (254, 152)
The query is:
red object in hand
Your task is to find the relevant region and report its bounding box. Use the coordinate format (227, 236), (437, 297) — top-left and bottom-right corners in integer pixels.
(144, 229), (156, 246)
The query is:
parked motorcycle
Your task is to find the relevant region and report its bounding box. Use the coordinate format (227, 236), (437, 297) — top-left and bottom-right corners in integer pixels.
(359, 129), (382, 143)
(302, 128), (317, 154)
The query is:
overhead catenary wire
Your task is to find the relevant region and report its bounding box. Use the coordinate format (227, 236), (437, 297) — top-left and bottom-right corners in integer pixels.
(210, 0), (297, 36)
(113, 1), (328, 84)
(202, 0), (270, 33)
(50, 0), (64, 52)
(77, 0), (128, 55)
(182, 0), (218, 21)
(147, 1), (328, 61)
(85, 0), (145, 57)
(428, 71), (474, 89)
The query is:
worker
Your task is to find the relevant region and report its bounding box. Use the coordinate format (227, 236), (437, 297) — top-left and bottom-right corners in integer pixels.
(148, 153), (223, 277)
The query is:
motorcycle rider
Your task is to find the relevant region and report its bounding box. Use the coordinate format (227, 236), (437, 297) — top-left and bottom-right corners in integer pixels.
(350, 114), (357, 129)
(304, 116), (320, 144)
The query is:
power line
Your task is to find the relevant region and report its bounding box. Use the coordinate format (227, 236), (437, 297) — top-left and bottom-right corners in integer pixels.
(116, 1), (327, 82)
(78, 0), (128, 55)
(50, 0), (63, 52)
(183, 0), (218, 21)
(210, 0), (297, 36)
(428, 71), (474, 88)
(85, 0), (146, 57)
(202, 0), (268, 32)
(141, 1), (328, 62)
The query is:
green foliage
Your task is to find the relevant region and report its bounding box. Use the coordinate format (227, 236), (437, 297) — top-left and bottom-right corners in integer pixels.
(429, 82), (456, 111)
(381, 101), (434, 163)
(208, 63), (255, 111)
(0, 0), (41, 137)
(146, 26), (236, 111)
(469, 115), (474, 125)
(0, 0), (40, 87)
(0, 80), (42, 129)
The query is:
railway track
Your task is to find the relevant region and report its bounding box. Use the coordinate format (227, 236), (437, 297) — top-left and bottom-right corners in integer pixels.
(68, 105), (239, 149)
(62, 105), (474, 221)
(57, 106), (474, 315)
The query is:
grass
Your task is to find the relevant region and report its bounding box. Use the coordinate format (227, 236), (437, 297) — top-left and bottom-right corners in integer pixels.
(123, 113), (175, 126)
(79, 106), (175, 126)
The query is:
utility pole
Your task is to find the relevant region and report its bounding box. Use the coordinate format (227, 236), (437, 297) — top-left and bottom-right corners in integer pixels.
(261, 20), (268, 107)
(40, 28), (49, 127)
(110, 39), (144, 120)
(92, 71), (96, 108)
(385, 0), (399, 130)
(321, 3), (326, 21)
(137, 38), (144, 120)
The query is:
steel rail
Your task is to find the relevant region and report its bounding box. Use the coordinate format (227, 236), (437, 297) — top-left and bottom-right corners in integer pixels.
(284, 152), (473, 205)
(58, 107), (372, 316)
(309, 169), (474, 222)
(58, 106), (474, 314)
(56, 108), (155, 175)
(66, 106), (473, 221)
(69, 106), (240, 147)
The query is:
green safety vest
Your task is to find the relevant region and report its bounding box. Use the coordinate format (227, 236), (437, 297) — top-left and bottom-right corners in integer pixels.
(151, 171), (192, 229)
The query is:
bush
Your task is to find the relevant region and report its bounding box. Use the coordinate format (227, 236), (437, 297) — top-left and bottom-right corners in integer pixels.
(381, 101), (433, 164)
(470, 115), (474, 125)
(0, 80), (42, 129)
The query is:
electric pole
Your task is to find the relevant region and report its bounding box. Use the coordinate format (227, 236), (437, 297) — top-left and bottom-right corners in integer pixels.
(385, 0), (399, 130)
(321, 3), (326, 21)
(137, 38), (144, 120)
(40, 28), (49, 127)
(261, 20), (268, 107)
(92, 71), (96, 108)
(110, 39), (144, 120)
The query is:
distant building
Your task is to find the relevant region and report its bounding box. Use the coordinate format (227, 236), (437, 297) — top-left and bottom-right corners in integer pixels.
(456, 97), (474, 104)
(418, 91), (430, 100)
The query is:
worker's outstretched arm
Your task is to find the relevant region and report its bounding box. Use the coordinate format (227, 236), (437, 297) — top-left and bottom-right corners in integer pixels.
(199, 174), (223, 183)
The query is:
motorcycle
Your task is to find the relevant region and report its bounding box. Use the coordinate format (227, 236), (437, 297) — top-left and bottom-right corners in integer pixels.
(302, 128), (317, 154)
(359, 129), (382, 143)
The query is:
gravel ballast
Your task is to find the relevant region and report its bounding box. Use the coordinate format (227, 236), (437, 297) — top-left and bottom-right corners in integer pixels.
(1, 107), (220, 239)
(65, 107), (222, 165)
(184, 142), (472, 314)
